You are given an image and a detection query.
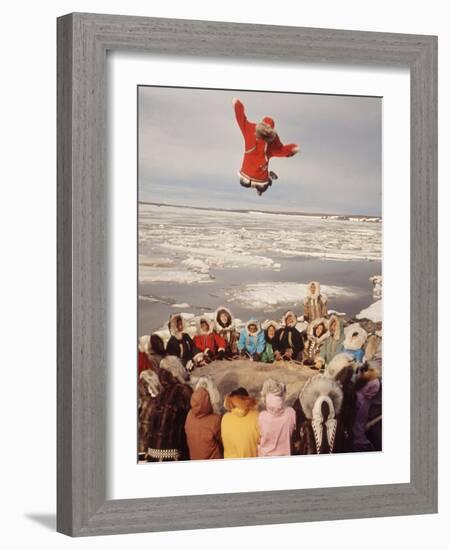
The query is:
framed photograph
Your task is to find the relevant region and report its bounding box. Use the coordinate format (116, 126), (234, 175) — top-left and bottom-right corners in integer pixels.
(57, 13), (437, 536)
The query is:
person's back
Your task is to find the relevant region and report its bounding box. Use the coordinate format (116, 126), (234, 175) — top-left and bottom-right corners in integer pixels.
(258, 394), (296, 457)
(185, 387), (222, 460)
(221, 388), (259, 459)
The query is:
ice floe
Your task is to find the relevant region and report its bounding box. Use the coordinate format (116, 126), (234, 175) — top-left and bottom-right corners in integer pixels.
(225, 282), (356, 311)
(138, 203), (382, 285)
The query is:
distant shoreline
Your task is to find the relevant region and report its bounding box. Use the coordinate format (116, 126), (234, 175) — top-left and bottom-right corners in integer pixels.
(139, 201), (382, 221)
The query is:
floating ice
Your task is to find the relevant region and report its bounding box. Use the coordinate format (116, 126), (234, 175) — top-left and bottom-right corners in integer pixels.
(226, 282), (356, 311)
(139, 265), (212, 284)
(138, 204), (382, 285)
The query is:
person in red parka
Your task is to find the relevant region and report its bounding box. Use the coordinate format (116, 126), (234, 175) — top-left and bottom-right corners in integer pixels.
(193, 316), (223, 363)
(233, 98), (300, 196)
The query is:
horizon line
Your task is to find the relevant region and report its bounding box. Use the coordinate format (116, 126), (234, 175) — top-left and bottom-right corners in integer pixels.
(138, 200), (382, 220)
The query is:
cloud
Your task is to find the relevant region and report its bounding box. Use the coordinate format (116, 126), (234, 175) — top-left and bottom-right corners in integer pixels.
(138, 86), (381, 215)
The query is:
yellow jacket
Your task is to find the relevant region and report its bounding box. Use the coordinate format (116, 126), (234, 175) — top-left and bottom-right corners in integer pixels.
(221, 394), (260, 459)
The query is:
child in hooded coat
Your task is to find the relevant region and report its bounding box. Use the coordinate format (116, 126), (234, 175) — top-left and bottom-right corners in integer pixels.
(193, 316), (223, 363)
(342, 323), (367, 364)
(185, 387), (223, 460)
(237, 318), (266, 361)
(273, 311), (304, 362)
(166, 313), (204, 370)
(221, 387), (260, 458)
(261, 320), (278, 363)
(303, 318), (330, 368)
(319, 315), (345, 365)
(214, 306), (239, 358)
(258, 379), (296, 457)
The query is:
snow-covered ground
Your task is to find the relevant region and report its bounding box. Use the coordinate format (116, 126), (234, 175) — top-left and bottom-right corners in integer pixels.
(139, 204), (382, 284)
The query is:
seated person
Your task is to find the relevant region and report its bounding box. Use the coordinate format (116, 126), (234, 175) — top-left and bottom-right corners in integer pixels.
(303, 318), (330, 368)
(273, 311), (304, 361)
(342, 323), (367, 364)
(214, 306), (239, 358)
(237, 318), (265, 361)
(166, 313), (204, 370)
(261, 320), (278, 363)
(193, 316), (223, 363)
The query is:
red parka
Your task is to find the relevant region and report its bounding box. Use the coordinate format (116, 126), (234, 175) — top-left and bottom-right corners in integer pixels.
(234, 99), (298, 183)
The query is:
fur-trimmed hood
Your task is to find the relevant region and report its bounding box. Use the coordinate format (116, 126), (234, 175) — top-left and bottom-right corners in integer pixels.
(224, 393), (258, 416)
(328, 315), (343, 341)
(344, 323), (368, 350)
(299, 374), (343, 420)
(215, 306), (234, 331)
(160, 355), (189, 383)
(138, 335), (151, 354)
(262, 319), (279, 332)
(139, 369), (161, 398)
(196, 315), (214, 335)
(326, 352), (356, 379)
(305, 281), (328, 302)
(194, 375), (222, 414)
(282, 310), (297, 327)
(168, 313), (185, 340)
(190, 387), (213, 418)
(307, 317), (330, 344)
(245, 318), (261, 336)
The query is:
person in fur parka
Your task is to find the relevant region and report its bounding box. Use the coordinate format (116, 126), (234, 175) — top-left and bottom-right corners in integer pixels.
(303, 318), (330, 368)
(342, 323), (368, 364)
(319, 315), (345, 365)
(261, 320), (279, 363)
(139, 356), (193, 462)
(166, 313), (204, 370)
(353, 364), (381, 452)
(303, 281), (328, 322)
(292, 374), (344, 455)
(237, 318), (266, 361)
(214, 306), (239, 358)
(326, 352), (358, 452)
(233, 98), (300, 196)
(193, 316), (223, 363)
(273, 311), (304, 362)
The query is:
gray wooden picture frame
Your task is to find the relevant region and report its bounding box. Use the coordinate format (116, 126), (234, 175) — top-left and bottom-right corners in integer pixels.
(57, 12), (438, 537)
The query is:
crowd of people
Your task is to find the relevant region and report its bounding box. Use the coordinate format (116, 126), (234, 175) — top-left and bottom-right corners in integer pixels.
(138, 280), (382, 463)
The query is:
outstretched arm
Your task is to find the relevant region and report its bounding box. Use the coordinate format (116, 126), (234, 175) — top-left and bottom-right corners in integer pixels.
(269, 135), (300, 158)
(233, 98), (250, 134)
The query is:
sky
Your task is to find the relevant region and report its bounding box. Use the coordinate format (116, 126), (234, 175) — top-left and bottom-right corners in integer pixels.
(138, 86), (382, 216)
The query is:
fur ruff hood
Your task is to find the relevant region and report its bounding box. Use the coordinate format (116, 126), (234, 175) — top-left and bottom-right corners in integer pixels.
(245, 318), (261, 336)
(305, 281), (328, 302)
(282, 310), (297, 327)
(344, 323), (368, 350)
(139, 369), (161, 398)
(160, 355), (189, 384)
(328, 315), (343, 341)
(168, 313), (185, 340)
(138, 334), (151, 354)
(224, 393), (258, 416)
(326, 352), (356, 379)
(194, 375), (222, 415)
(262, 319), (279, 332)
(299, 374), (343, 420)
(215, 306), (234, 331)
(307, 317), (330, 344)
(196, 315), (214, 335)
